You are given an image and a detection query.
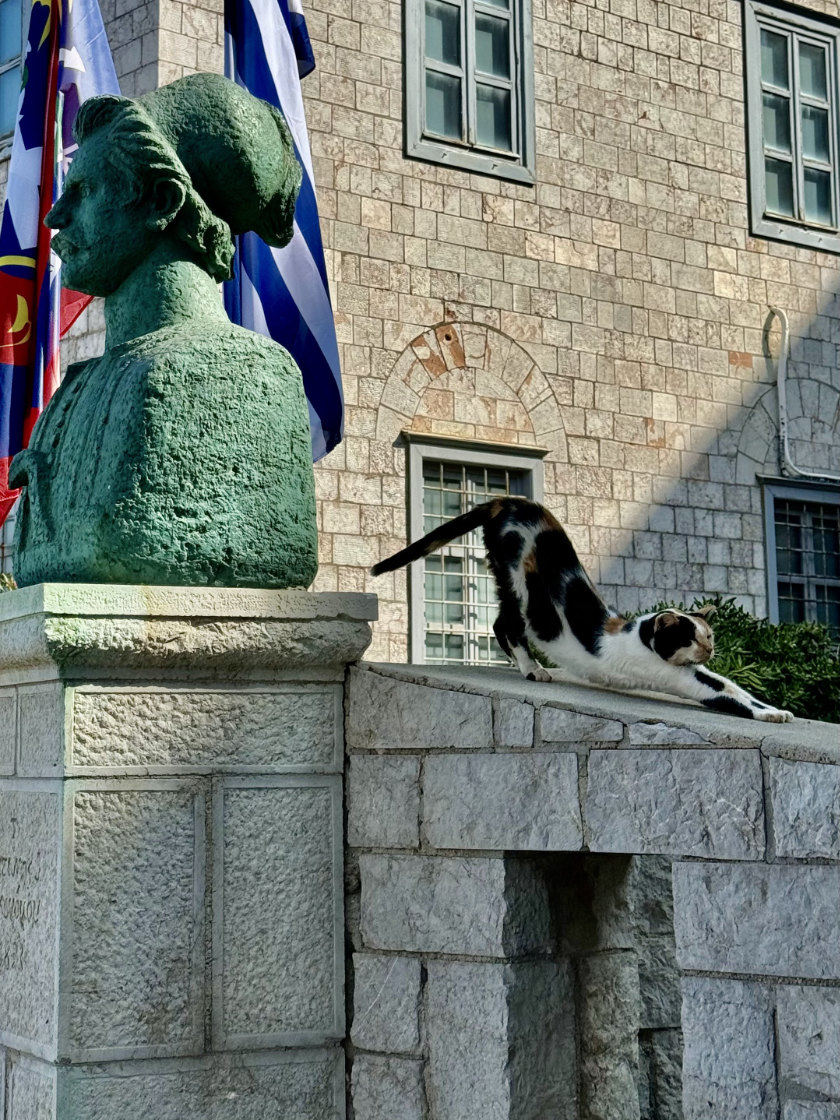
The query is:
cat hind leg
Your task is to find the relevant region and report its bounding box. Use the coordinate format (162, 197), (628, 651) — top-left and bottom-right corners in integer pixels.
(493, 613), (552, 683)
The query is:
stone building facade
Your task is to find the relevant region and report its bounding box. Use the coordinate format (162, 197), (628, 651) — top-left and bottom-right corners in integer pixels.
(2, 0), (840, 663)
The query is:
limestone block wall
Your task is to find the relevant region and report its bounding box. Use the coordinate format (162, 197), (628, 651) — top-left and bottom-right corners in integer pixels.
(345, 662), (840, 1119)
(4, 0), (840, 655)
(0, 584), (375, 1120)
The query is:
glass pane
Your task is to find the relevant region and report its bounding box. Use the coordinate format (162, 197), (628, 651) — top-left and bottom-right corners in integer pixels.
(481, 0), (509, 7)
(476, 84), (512, 150)
(804, 167), (833, 224)
(815, 585), (840, 637)
(425, 0), (460, 67)
(813, 509), (840, 577)
(761, 28), (789, 90)
(475, 13), (510, 78)
(0, 65), (19, 136)
(765, 156), (795, 217)
(778, 581), (806, 623)
(776, 505), (803, 573)
(800, 41), (828, 100)
(425, 70), (461, 138)
(801, 104), (830, 162)
(763, 92), (791, 152)
(0, 0), (22, 66)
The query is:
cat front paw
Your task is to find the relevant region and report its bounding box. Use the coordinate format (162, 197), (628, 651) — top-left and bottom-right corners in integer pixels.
(525, 667), (553, 683)
(755, 707), (794, 723)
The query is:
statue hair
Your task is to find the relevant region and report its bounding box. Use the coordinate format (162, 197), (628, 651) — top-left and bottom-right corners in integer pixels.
(74, 95), (235, 282)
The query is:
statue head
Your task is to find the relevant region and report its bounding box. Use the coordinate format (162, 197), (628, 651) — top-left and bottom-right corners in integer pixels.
(46, 74), (303, 298)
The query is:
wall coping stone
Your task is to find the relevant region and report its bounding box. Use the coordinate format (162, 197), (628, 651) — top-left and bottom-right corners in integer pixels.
(353, 663), (838, 764)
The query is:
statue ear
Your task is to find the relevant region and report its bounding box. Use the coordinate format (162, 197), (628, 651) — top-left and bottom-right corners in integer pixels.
(146, 177), (186, 231)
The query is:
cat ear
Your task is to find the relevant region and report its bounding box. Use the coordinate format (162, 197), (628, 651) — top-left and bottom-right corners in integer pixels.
(653, 610), (681, 631)
(692, 604), (718, 620)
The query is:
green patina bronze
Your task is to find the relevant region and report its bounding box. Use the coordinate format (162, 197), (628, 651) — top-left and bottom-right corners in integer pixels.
(10, 74), (318, 589)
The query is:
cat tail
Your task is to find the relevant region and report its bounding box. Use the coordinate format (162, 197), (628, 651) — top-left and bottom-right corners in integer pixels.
(371, 503), (495, 575)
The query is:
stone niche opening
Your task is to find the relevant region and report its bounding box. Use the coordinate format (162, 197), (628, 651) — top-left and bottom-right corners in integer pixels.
(544, 852), (683, 1120)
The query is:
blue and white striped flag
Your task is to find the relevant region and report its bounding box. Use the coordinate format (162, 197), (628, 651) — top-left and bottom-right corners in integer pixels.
(224, 0), (343, 462)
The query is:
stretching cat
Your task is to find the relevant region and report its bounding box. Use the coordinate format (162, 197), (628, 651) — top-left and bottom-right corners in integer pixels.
(371, 496), (794, 723)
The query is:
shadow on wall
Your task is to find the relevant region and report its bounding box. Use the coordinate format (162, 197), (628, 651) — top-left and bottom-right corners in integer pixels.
(368, 302), (840, 648)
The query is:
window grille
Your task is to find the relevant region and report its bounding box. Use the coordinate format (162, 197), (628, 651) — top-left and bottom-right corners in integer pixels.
(405, 437), (544, 665)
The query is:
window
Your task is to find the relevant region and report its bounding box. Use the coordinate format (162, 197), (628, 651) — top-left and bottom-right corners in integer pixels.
(764, 481), (840, 642)
(0, 0), (24, 141)
(745, 2), (840, 253)
(406, 436), (544, 664)
(405, 0), (535, 183)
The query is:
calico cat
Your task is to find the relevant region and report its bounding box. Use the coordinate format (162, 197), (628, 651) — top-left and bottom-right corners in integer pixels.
(371, 496), (794, 723)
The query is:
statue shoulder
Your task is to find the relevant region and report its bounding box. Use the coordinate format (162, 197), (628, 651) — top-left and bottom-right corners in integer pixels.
(135, 323), (298, 375)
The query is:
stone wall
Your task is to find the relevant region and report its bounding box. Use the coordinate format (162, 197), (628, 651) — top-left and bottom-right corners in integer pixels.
(3, 0), (840, 658)
(345, 661), (840, 1119)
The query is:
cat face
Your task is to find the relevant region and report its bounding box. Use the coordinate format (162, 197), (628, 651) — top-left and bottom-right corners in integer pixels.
(651, 608), (715, 666)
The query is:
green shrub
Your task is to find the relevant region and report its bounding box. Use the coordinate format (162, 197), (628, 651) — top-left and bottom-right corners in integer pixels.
(642, 595), (840, 724)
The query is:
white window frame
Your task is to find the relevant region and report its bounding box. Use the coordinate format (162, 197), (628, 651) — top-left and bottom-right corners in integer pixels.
(745, 0), (840, 253)
(0, 0), (26, 151)
(406, 434), (545, 663)
(404, 0), (535, 184)
(762, 478), (840, 633)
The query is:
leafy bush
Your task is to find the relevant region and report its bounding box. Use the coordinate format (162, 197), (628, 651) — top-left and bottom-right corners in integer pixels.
(642, 595), (840, 723)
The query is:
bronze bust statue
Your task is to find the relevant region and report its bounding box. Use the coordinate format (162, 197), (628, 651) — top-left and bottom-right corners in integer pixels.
(11, 74), (318, 589)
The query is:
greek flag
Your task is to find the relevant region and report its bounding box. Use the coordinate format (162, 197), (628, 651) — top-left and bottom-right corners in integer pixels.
(224, 0), (343, 462)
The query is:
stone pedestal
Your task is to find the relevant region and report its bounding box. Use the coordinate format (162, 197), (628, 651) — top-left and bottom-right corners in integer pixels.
(0, 584), (375, 1120)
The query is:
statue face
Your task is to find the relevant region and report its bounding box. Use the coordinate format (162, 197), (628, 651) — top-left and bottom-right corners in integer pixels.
(46, 130), (159, 298)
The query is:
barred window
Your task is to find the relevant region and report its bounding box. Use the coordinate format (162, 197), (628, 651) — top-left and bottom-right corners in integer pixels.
(745, 2), (840, 253)
(406, 437), (544, 665)
(766, 484), (840, 641)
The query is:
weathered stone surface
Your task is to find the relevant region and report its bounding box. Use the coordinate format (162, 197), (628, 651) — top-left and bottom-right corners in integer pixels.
(682, 978), (777, 1120)
(768, 757), (840, 859)
(351, 954), (421, 1054)
(426, 960), (577, 1120)
(347, 757), (420, 849)
(777, 986), (840, 1099)
(0, 690), (15, 774)
(17, 685), (65, 776)
(541, 707), (624, 742)
(0, 788), (61, 1054)
(628, 721), (711, 746)
(351, 1056), (425, 1120)
(0, 587), (374, 673)
(494, 699), (534, 747)
(72, 687), (340, 772)
(348, 670), (492, 750)
(69, 784), (204, 1059)
(578, 951), (640, 1120)
(674, 863), (840, 979)
(640, 1030), (683, 1120)
(216, 779), (342, 1046)
(359, 854), (550, 957)
(586, 749), (764, 859)
(7, 1057), (55, 1120)
(57, 1050), (343, 1119)
(422, 752), (582, 851)
(638, 935), (681, 1029)
(784, 1105), (840, 1119)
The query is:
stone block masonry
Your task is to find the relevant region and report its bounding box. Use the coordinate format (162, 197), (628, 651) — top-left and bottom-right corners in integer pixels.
(346, 662), (840, 1120)
(0, 584), (375, 1120)
(5, 0), (840, 661)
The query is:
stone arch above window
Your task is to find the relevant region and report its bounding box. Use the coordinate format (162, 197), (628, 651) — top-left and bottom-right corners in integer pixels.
(376, 322), (567, 461)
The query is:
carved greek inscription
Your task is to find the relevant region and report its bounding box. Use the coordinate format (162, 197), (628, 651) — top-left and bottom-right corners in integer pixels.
(0, 851), (45, 973)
